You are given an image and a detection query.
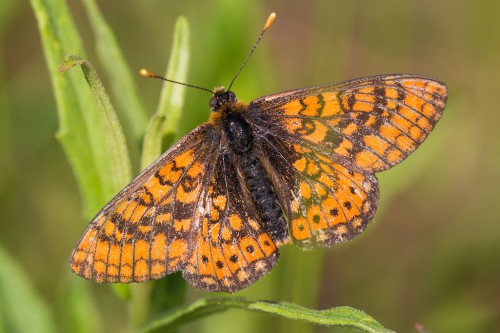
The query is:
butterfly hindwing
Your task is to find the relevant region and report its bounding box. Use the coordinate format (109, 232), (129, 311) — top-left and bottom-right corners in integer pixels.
(183, 153), (279, 292)
(70, 125), (218, 283)
(256, 133), (379, 248)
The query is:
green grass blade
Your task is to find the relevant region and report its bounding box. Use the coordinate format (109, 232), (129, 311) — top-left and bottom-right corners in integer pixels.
(141, 16), (190, 168)
(60, 55), (132, 193)
(80, 0), (149, 142)
(137, 298), (395, 333)
(0, 246), (57, 333)
(30, 0), (109, 217)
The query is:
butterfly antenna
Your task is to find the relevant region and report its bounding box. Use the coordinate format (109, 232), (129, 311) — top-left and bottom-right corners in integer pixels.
(227, 12), (276, 91)
(140, 69), (214, 94)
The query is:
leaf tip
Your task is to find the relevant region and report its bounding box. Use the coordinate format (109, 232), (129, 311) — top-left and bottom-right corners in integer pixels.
(59, 54), (84, 73)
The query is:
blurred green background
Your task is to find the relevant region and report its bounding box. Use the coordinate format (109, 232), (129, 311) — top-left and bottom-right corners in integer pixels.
(1, 0), (499, 332)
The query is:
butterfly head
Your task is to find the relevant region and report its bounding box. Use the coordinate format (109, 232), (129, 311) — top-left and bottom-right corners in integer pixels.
(209, 87), (237, 112)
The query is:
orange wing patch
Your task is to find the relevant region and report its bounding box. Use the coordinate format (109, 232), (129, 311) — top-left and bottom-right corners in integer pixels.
(70, 126), (214, 283)
(182, 156), (279, 292)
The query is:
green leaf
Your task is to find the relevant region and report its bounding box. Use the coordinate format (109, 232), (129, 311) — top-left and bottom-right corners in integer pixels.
(80, 0), (149, 142)
(137, 298), (395, 333)
(60, 55), (132, 194)
(0, 246), (57, 333)
(141, 16), (190, 169)
(31, 0), (104, 217)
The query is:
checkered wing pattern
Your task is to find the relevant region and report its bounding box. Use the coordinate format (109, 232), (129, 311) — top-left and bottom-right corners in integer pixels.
(253, 74), (447, 173)
(182, 152), (279, 292)
(70, 125), (217, 283)
(251, 74), (447, 248)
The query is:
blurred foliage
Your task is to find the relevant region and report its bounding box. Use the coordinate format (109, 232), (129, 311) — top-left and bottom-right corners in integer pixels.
(0, 245), (57, 333)
(1, 0), (499, 332)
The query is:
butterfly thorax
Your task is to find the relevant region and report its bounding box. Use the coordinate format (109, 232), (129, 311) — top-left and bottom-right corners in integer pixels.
(209, 88), (252, 153)
(222, 111), (252, 154)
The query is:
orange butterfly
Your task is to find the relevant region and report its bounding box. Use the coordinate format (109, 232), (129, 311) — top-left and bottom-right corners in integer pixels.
(70, 13), (447, 292)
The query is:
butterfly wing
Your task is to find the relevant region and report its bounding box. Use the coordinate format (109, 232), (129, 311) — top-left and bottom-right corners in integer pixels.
(182, 152), (279, 293)
(249, 74), (447, 248)
(252, 74), (448, 173)
(70, 124), (219, 283)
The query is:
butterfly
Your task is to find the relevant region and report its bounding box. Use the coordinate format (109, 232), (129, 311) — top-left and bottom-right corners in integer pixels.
(70, 14), (448, 293)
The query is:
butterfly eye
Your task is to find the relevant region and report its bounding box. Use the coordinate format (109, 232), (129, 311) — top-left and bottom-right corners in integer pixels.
(209, 96), (219, 111)
(228, 91), (236, 101)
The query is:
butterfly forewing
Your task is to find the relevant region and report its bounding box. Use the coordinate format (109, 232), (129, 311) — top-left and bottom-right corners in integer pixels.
(251, 74), (447, 173)
(70, 125), (218, 283)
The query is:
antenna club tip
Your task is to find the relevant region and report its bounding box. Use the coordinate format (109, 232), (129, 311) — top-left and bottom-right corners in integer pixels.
(264, 12), (276, 30)
(140, 68), (153, 77)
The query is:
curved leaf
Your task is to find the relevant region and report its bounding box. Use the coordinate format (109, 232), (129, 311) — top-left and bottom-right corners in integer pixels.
(137, 298), (395, 333)
(60, 55), (132, 192)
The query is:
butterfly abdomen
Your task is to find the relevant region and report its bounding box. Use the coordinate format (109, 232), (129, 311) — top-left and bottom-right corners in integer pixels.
(223, 111), (289, 244)
(241, 155), (289, 244)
